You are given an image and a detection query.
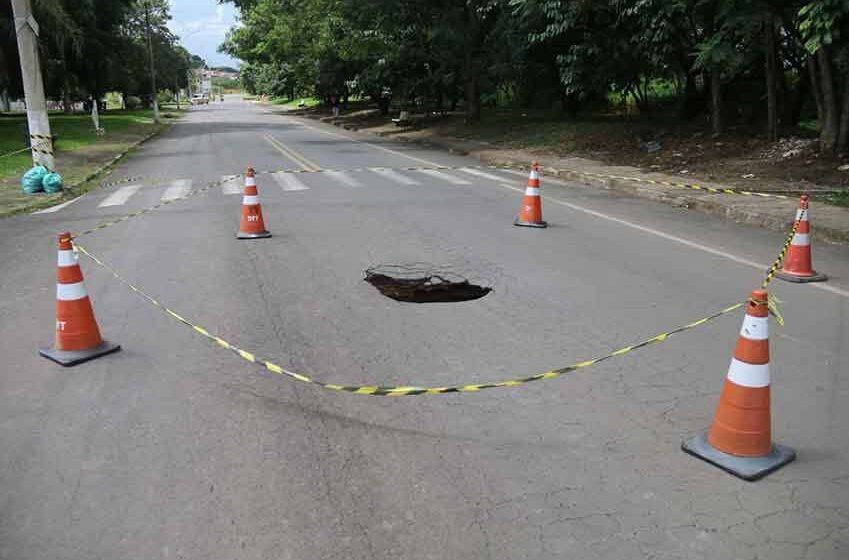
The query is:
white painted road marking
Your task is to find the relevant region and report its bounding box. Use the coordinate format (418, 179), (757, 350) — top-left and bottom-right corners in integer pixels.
(34, 195), (83, 214)
(325, 170), (362, 188)
(371, 168), (421, 185)
(161, 179), (193, 201)
(221, 175), (242, 195)
(285, 117), (849, 299)
(493, 180), (849, 299)
(273, 172), (309, 191)
(417, 169), (472, 185)
(98, 185), (141, 207)
(459, 167), (514, 183)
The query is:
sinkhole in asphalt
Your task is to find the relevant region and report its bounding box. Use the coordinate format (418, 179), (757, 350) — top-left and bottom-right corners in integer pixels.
(365, 264), (492, 303)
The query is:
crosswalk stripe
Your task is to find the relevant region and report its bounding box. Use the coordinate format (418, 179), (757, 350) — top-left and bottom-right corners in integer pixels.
(371, 168), (421, 185)
(221, 175), (242, 195)
(161, 179), (192, 200)
(417, 169), (472, 185)
(99, 185), (141, 207)
(35, 195), (83, 214)
(324, 170), (362, 187)
(273, 172), (309, 191)
(458, 167), (512, 183)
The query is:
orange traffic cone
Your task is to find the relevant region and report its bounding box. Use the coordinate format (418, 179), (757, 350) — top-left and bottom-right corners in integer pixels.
(514, 161), (547, 228)
(236, 167), (271, 239)
(682, 289), (795, 480)
(39, 232), (120, 366)
(776, 194), (827, 282)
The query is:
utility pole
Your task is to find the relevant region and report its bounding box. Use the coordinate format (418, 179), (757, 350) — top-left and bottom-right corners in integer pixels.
(143, 1), (160, 124)
(11, 0), (54, 170)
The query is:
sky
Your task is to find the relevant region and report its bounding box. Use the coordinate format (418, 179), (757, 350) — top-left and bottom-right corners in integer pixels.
(167, 0), (241, 69)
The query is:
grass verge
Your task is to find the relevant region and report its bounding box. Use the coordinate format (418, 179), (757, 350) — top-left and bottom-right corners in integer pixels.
(0, 109), (183, 217)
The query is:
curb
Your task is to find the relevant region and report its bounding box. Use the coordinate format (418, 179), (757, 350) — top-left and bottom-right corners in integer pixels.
(67, 128), (161, 193)
(309, 116), (848, 245)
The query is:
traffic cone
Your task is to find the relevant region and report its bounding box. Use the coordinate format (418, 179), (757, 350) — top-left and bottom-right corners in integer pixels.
(514, 161), (547, 228)
(682, 289), (795, 481)
(39, 233), (120, 366)
(236, 167), (271, 239)
(776, 194), (827, 282)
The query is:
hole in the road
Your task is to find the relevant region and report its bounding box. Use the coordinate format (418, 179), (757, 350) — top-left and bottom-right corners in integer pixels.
(365, 264), (491, 303)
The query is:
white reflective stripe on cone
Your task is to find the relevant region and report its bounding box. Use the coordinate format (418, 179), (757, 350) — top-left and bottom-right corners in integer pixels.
(242, 195), (259, 205)
(57, 249), (77, 267)
(525, 187), (540, 196)
(245, 177), (256, 186)
(57, 281), (87, 301)
(739, 314), (768, 340)
(529, 171), (539, 180)
(726, 358), (770, 388)
(791, 233), (811, 246)
(796, 208), (808, 221)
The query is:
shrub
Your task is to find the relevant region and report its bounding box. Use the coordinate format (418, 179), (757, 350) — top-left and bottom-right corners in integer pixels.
(124, 95), (141, 109)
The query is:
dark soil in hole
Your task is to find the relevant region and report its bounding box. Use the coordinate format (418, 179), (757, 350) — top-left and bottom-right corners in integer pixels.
(365, 264), (492, 303)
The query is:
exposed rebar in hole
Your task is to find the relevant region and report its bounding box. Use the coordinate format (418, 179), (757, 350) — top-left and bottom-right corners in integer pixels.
(365, 263), (492, 303)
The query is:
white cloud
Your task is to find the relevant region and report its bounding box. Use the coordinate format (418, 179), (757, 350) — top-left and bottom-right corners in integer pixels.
(168, 1), (240, 66)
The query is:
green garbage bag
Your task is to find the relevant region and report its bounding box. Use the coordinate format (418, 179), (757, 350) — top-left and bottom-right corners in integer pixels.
(42, 171), (64, 194)
(22, 165), (48, 194)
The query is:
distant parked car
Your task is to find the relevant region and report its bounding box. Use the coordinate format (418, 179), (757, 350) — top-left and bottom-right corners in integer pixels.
(191, 95), (209, 105)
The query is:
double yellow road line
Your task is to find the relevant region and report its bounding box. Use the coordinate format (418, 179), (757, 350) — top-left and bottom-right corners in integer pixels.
(263, 134), (322, 172)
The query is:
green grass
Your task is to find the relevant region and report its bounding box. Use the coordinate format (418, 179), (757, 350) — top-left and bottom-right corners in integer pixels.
(0, 109), (173, 178)
(0, 109), (183, 216)
(826, 189), (849, 207)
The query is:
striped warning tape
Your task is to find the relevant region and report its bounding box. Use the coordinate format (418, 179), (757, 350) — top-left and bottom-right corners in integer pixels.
(69, 163), (804, 241)
(567, 169), (791, 200)
(763, 216), (801, 289)
(71, 177), (227, 239)
(70, 165), (504, 238)
(99, 174), (150, 189)
(73, 241), (745, 396)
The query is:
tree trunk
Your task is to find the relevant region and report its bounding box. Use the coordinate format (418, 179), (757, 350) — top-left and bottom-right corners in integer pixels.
(784, 63), (808, 127)
(838, 73), (849, 156)
(0, 90), (10, 112)
(62, 89), (72, 114)
(817, 47), (838, 155)
(464, 77), (480, 124)
(808, 55), (825, 125)
(463, 3), (481, 125)
(679, 72), (699, 121)
(764, 17), (778, 142)
(711, 67), (722, 135)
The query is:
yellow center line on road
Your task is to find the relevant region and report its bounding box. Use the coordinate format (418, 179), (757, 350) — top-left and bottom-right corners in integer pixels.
(262, 133), (322, 172)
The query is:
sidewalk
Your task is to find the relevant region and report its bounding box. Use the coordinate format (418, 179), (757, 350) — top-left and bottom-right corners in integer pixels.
(287, 107), (849, 245)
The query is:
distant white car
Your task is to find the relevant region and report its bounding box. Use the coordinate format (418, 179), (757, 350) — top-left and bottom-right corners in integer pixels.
(191, 95), (209, 105)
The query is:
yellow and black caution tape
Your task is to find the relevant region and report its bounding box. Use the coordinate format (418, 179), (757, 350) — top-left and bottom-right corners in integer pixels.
(69, 161), (805, 249)
(71, 177), (227, 239)
(559, 168), (792, 200)
(762, 216), (801, 289)
(74, 241), (745, 396)
(99, 174), (150, 189)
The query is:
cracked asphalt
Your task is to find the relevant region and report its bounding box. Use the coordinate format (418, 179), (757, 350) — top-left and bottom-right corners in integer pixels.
(1, 97), (847, 559)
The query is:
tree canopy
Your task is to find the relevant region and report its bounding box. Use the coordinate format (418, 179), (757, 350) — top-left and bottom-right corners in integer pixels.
(0, 0), (203, 108)
(223, 0), (849, 155)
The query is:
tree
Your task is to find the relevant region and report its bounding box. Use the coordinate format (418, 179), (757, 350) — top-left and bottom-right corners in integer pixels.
(799, 0), (849, 155)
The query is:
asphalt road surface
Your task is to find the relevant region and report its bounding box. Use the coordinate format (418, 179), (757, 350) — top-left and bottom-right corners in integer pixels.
(2, 97), (848, 560)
